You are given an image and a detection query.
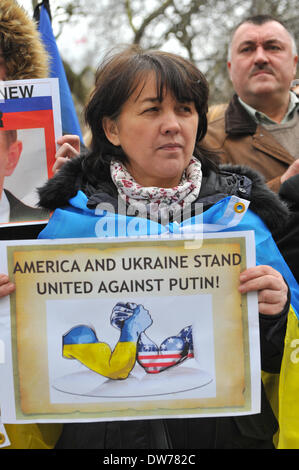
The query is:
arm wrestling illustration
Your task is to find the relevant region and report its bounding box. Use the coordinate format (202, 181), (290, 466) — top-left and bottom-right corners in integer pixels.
(62, 302), (194, 379)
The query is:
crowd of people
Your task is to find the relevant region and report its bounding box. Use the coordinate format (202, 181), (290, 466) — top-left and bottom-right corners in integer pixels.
(0, 0), (298, 450)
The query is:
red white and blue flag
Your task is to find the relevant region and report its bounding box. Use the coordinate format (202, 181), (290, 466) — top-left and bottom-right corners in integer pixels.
(137, 326), (194, 374)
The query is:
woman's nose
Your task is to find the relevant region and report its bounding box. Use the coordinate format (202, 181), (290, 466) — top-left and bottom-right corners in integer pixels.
(160, 112), (180, 134)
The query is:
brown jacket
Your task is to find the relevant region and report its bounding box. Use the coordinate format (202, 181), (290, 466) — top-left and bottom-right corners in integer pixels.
(203, 94), (297, 192)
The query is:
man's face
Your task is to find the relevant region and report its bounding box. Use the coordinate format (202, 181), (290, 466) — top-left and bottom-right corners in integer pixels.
(228, 21), (298, 106)
(0, 132), (22, 197)
(0, 132), (11, 181)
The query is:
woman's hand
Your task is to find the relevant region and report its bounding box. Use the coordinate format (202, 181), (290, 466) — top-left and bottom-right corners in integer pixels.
(238, 265), (288, 315)
(0, 274), (15, 298)
(52, 134), (80, 174)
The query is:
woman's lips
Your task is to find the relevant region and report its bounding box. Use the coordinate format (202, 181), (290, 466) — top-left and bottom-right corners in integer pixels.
(158, 143), (182, 150)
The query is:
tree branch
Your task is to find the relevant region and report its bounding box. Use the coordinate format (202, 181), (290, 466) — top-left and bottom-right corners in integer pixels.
(125, 0), (138, 35)
(133, 0), (174, 44)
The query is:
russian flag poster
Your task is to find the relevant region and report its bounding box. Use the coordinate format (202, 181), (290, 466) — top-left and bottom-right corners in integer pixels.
(0, 78), (61, 227)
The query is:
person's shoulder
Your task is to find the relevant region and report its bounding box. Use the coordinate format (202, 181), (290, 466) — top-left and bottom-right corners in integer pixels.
(4, 189), (49, 223)
(207, 103), (227, 123)
(279, 174), (299, 208)
(203, 105), (227, 149)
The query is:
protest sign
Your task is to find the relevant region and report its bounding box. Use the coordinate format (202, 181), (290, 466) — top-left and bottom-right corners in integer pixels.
(0, 232), (260, 423)
(0, 422), (10, 448)
(0, 78), (61, 227)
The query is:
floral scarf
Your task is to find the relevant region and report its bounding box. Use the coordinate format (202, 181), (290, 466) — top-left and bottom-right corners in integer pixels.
(110, 157), (202, 223)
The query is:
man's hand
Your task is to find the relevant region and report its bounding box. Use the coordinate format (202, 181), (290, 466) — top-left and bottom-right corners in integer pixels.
(52, 134), (80, 174)
(0, 274), (15, 298)
(239, 265), (288, 315)
(281, 160), (299, 184)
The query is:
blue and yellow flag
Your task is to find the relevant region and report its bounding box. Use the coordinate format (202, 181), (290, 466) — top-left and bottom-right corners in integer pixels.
(38, 190), (299, 315)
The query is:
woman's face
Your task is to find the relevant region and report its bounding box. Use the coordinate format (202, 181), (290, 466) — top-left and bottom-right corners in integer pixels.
(103, 73), (199, 188)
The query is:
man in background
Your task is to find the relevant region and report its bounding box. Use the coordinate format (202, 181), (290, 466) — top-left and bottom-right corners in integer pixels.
(203, 15), (299, 451)
(203, 15), (298, 192)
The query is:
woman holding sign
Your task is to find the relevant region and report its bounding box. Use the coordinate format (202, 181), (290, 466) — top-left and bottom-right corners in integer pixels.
(3, 46), (298, 448)
(34, 45), (298, 449)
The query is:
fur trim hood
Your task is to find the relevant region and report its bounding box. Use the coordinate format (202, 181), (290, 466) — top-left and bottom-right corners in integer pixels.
(38, 156), (289, 238)
(0, 0), (48, 79)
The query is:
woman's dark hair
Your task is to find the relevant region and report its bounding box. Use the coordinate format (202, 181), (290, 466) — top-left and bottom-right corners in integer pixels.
(83, 45), (217, 187)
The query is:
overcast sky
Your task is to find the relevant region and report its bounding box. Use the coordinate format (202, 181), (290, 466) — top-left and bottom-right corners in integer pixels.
(16, 0), (90, 71)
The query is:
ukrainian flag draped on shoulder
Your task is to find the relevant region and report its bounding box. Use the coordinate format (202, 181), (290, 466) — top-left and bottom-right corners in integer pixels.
(38, 191), (299, 449)
(38, 191), (299, 314)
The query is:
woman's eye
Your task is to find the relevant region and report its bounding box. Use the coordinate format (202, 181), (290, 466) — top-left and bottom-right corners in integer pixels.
(179, 105), (192, 113)
(144, 107), (159, 113)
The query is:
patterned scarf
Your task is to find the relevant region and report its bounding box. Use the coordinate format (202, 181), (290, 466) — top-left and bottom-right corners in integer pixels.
(110, 157), (202, 223)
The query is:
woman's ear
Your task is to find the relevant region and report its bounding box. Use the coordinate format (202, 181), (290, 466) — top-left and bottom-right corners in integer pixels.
(102, 117), (120, 146)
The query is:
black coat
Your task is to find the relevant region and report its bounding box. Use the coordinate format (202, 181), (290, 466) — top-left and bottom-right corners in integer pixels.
(0, 190), (48, 241)
(4, 189), (49, 223)
(38, 156), (290, 449)
(277, 174), (299, 284)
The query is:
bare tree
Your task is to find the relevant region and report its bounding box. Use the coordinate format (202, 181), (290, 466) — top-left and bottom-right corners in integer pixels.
(40, 0), (299, 110)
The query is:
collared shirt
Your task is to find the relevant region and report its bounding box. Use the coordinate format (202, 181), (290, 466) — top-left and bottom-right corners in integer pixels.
(239, 91), (299, 125)
(0, 190), (10, 223)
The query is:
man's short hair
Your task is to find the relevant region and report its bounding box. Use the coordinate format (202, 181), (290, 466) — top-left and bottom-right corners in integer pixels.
(0, 129), (17, 147)
(227, 14), (298, 61)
